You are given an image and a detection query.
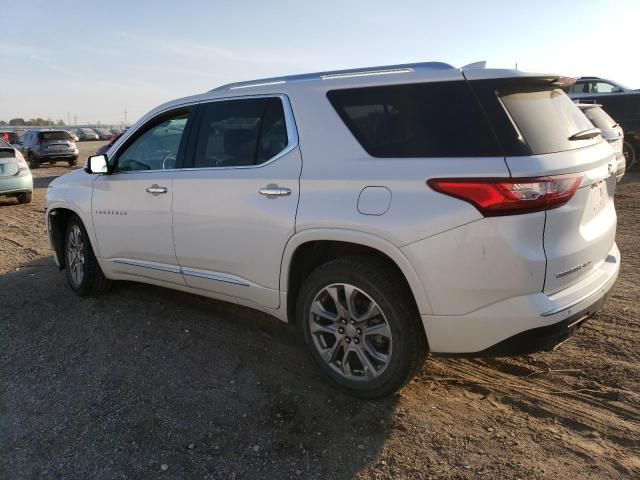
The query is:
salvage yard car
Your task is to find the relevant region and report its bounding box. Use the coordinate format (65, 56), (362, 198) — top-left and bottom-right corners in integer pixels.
(568, 76), (640, 168)
(19, 129), (79, 168)
(44, 62), (620, 398)
(0, 139), (32, 204)
(577, 103), (626, 181)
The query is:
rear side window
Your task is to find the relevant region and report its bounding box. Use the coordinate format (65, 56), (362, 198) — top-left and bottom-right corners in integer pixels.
(194, 97), (288, 168)
(39, 131), (70, 141)
(500, 88), (599, 154)
(327, 82), (502, 157)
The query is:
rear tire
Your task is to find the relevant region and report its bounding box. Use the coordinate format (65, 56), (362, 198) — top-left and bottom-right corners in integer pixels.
(64, 215), (111, 296)
(28, 152), (40, 169)
(16, 192), (32, 204)
(624, 141), (636, 170)
(297, 256), (427, 399)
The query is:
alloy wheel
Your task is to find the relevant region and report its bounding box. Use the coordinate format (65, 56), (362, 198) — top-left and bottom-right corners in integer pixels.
(308, 283), (393, 381)
(67, 224), (85, 287)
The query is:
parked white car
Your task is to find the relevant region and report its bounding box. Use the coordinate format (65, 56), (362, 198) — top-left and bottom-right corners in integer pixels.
(45, 62), (620, 398)
(577, 103), (626, 181)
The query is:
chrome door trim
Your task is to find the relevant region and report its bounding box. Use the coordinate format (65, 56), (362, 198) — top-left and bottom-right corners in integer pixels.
(181, 268), (250, 287)
(113, 258), (182, 274)
(112, 259), (250, 287)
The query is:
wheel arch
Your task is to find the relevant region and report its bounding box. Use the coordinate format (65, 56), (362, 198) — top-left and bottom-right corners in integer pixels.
(280, 229), (433, 325)
(47, 203), (97, 269)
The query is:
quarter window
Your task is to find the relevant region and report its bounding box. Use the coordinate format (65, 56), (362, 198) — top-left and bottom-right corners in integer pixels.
(117, 112), (190, 171)
(194, 97), (288, 168)
(327, 82), (502, 157)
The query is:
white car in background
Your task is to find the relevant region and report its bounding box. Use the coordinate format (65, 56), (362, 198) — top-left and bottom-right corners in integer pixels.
(45, 62), (620, 398)
(577, 103), (626, 181)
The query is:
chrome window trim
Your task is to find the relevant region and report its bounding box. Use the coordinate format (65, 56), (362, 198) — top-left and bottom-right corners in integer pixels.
(110, 94), (298, 175)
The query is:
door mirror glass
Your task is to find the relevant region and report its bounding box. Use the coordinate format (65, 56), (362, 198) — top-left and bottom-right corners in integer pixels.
(86, 154), (108, 174)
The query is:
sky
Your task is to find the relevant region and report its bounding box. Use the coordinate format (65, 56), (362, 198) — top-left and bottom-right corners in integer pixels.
(1, 0), (639, 125)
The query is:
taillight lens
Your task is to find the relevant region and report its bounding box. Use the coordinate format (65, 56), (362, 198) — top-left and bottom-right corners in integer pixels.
(15, 151), (28, 171)
(427, 175), (582, 216)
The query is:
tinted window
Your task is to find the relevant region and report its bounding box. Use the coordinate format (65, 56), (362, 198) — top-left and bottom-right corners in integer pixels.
(501, 87), (599, 154)
(194, 97), (288, 168)
(327, 82), (502, 157)
(117, 112), (190, 171)
(571, 81), (622, 94)
(39, 131), (70, 141)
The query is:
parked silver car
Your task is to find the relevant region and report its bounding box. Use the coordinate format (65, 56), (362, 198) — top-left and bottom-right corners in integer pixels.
(0, 140), (33, 203)
(577, 103), (626, 181)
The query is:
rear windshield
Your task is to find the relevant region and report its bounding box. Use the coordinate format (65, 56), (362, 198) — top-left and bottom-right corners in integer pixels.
(500, 87), (600, 154)
(581, 106), (617, 130)
(39, 131), (70, 141)
(327, 82), (502, 157)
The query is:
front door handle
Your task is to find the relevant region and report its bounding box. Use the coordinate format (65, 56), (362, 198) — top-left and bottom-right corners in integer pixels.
(146, 184), (168, 196)
(259, 186), (291, 198)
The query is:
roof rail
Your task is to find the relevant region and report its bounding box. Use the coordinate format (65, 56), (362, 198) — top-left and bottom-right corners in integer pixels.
(461, 61), (486, 70)
(209, 61), (455, 92)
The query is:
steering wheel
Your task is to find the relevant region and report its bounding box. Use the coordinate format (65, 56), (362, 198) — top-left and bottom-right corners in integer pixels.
(162, 151), (177, 170)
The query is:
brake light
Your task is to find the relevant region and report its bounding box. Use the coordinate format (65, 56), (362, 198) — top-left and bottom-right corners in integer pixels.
(427, 176), (582, 216)
(15, 151), (28, 171)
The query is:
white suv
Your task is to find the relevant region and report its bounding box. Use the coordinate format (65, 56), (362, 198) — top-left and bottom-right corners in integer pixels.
(45, 62), (620, 398)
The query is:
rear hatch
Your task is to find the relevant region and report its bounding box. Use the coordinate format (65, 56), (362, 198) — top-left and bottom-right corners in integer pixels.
(39, 131), (74, 152)
(0, 145), (19, 177)
(467, 73), (617, 294)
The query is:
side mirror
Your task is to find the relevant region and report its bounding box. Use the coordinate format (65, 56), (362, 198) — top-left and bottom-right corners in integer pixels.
(85, 154), (109, 174)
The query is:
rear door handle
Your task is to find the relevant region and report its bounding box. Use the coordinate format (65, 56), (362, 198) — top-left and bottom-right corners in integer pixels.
(259, 186), (291, 198)
(146, 184), (168, 196)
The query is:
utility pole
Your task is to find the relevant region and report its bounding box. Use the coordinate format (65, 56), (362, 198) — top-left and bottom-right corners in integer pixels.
(67, 112), (70, 126)
(73, 113), (78, 126)
(124, 108), (128, 126)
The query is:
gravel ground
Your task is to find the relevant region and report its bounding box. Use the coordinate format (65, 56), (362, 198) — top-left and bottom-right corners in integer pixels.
(0, 142), (638, 479)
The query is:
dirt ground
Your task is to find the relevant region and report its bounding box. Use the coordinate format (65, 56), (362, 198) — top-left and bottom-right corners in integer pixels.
(0, 142), (638, 479)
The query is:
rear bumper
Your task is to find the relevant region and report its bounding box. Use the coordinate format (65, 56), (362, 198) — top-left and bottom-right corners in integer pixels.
(0, 173), (33, 195)
(423, 243), (620, 355)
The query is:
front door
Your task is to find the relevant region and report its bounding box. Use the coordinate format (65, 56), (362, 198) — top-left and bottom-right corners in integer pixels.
(92, 108), (193, 285)
(172, 96), (301, 308)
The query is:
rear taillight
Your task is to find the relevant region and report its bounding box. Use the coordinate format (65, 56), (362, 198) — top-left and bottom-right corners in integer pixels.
(15, 151), (28, 171)
(427, 175), (582, 217)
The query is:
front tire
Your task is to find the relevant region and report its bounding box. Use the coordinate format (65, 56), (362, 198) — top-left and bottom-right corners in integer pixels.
(68, 158), (78, 167)
(64, 216), (111, 296)
(297, 256), (427, 399)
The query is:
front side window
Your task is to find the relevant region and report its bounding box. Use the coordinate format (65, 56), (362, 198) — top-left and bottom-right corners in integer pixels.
(194, 97), (288, 168)
(327, 82), (502, 157)
(117, 112), (190, 171)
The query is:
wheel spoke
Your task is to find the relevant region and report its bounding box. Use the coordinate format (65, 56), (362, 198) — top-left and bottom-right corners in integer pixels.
(363, 340), (389, 365)
(343, 284), (357, 318)
(354, 346), (378, 378)
(310, 300), (339, 323)
(363, 322), (392, 339)
(326, 286), (349, 319)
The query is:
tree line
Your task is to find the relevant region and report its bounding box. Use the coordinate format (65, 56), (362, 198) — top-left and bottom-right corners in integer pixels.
(0, 118), (66, 127)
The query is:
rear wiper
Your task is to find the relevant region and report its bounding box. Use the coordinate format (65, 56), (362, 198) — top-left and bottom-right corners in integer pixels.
(568, 128), (601, 141)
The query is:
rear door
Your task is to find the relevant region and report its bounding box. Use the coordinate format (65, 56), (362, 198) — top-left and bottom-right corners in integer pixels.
(468, 74), (617, 294)
(172, 95), (301, 309)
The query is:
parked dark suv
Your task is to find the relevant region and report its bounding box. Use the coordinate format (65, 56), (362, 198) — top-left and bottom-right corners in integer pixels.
(19, 130), (79, 168)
